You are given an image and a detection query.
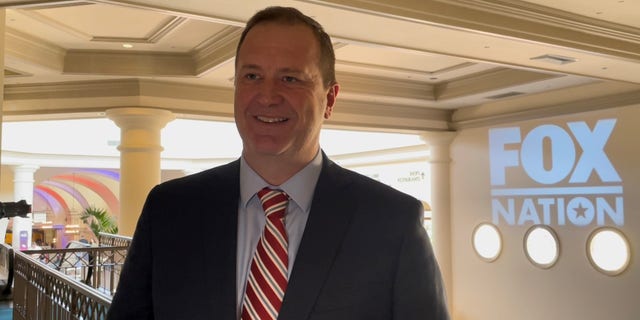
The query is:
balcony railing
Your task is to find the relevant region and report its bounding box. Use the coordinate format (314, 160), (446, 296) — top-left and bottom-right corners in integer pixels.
(4, 233), (131, 320)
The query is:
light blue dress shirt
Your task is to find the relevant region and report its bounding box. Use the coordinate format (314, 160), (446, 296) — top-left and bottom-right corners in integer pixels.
(236, 150), (323, 315)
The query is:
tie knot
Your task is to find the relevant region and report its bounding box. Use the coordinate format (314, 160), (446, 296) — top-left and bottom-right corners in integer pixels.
(257, 187), (289, 218)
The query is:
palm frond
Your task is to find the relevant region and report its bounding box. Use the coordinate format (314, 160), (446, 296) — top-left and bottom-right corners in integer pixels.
(80, 206), (118, 236)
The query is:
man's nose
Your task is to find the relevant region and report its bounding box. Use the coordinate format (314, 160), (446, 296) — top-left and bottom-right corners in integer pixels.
(256, 80), (284, 106)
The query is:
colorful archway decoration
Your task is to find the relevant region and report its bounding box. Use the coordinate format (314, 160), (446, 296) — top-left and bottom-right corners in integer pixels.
(34, 186), (70, 214)
(53, 174), (119, 215)
(40, 180), (90, 209)
(78, 168), (120, 180)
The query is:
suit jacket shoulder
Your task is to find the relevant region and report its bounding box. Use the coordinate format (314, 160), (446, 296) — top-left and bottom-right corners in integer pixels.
(279, 156), (449, 320)
(108, 159), (241, 320)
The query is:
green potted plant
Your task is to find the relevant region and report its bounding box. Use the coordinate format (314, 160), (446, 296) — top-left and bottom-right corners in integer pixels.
(80, 206), (118, 238)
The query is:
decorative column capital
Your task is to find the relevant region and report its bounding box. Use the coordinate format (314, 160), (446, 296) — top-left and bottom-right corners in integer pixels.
(13, 164), (40, 173)
(421, 131), (457, 163)
(420, 131), (457, 146)
(106, 107), (175, 131)
(13, 164), (40, 182)
(106, 107), (175, 153)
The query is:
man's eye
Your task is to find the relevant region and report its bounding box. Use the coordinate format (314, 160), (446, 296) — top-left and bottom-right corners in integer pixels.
(245, 73), (259, 80)
(282, 76), (298, 83)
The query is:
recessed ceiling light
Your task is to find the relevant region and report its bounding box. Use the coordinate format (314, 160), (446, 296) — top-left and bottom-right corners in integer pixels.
(530, 54), (576, 65)
(122, 43), (134, 49)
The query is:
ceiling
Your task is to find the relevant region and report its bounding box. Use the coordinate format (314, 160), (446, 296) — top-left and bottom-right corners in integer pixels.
(1, 0), (640, 136)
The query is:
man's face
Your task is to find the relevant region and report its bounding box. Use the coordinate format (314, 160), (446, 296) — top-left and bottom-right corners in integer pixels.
(234, 22), (338, 163)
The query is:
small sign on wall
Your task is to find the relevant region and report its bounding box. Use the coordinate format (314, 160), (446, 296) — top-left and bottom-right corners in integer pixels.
(32, 212), (47, 223)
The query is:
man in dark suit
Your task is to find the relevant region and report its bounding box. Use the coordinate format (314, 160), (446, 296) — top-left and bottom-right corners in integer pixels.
(107, 6), (449, 320)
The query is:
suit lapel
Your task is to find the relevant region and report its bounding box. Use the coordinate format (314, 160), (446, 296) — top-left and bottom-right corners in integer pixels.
(279, 156), (356, 320)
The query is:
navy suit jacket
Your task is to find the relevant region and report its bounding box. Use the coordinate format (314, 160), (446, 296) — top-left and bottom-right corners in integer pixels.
(107, 154), (449, 320)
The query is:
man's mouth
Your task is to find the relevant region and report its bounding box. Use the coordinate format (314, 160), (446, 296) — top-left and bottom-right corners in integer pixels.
(256, 116), (288, 123)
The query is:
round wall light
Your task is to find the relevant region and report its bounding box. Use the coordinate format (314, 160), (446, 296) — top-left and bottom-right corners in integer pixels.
(524, 225), (560, 269)
(587, 227), (631, 276)
(472, 223), (502, 262)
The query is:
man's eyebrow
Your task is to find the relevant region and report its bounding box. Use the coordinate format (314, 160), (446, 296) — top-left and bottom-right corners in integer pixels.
(238, 64), (261, 71)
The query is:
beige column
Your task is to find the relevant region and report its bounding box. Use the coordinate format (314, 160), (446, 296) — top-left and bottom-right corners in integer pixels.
(0, 9), (7, 244)
(421, 131), (456, 310)
(0, 8), (6, 168)
(0, 9), (4, 155)
(11, 165), (39, 250)
(107, 108), (174, 236)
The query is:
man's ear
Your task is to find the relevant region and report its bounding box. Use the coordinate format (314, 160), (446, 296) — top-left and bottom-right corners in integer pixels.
(324, 83), (340, 119)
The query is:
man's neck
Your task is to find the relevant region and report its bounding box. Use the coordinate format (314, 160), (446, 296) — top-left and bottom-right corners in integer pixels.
(243, 152), (317, 186)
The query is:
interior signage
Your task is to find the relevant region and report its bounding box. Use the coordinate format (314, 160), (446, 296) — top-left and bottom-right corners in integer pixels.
(488, 119), (623, 226)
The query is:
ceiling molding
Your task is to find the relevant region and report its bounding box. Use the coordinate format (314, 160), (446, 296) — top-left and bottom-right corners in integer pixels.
(449, 0), (640, 44)
(2, 79), (143, 116)
(332, 99), (451, 132)
(338, 72), (435, 101)
(192, 25), (241, 76)
(336, 60), (431, 80)
(2, 77), (452, 132)
(437, 67), (561, 100)
(0, 1), (90, 9)
(451, 89), (640, 130)
(336, 60), (478, 82)
(136, 79), (233, 102)
(2, 0), (640, 136)
(430, 62), (478, 77)
(4, 78), (142, 98)
(63, 50), (195, 76)
(339, 99), (450, 120)
(14, 8), (92, 40)
(5, 27), (65, 71)
(327, 112), (450, 133)
(91, 0), (246, 27)
(91, 16), (188, 44)
(4, 78), (234, 102)
(318, 0), (640, 61)
(3, 78), (233, 120)
(4, 67), (31, 77)
(144, 16), (186, 43)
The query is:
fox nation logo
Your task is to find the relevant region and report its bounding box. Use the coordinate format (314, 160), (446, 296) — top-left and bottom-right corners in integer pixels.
(488, 119), (623, 227)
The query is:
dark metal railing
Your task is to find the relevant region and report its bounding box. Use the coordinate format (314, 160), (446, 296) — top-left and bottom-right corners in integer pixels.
(10, 233), (131, 320)
(23, 243), (128, 296)
(13, 250), (113, 320)
(97, 233), (132, 248)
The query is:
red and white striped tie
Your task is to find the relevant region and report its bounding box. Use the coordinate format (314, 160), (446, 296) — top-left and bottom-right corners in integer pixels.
(241, 188), (289, 320)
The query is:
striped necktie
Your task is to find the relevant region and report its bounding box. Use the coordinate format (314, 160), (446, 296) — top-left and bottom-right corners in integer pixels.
(241, 188), (289, 320)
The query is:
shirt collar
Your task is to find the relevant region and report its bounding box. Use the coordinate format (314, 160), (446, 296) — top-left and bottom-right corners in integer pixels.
(240, 150), (323, 211)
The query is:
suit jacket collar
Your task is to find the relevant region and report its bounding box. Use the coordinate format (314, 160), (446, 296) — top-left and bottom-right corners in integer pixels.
(279, 153), (356, 320)
(204, 154), (355, 320)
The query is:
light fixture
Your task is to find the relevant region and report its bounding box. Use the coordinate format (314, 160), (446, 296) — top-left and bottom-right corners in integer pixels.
(524, 225), (560, 269)
(587, 227), (630, 276)
(122, 43), (134, 49)
(530, 54), (576, 65)
(472, 223), (502, 262)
